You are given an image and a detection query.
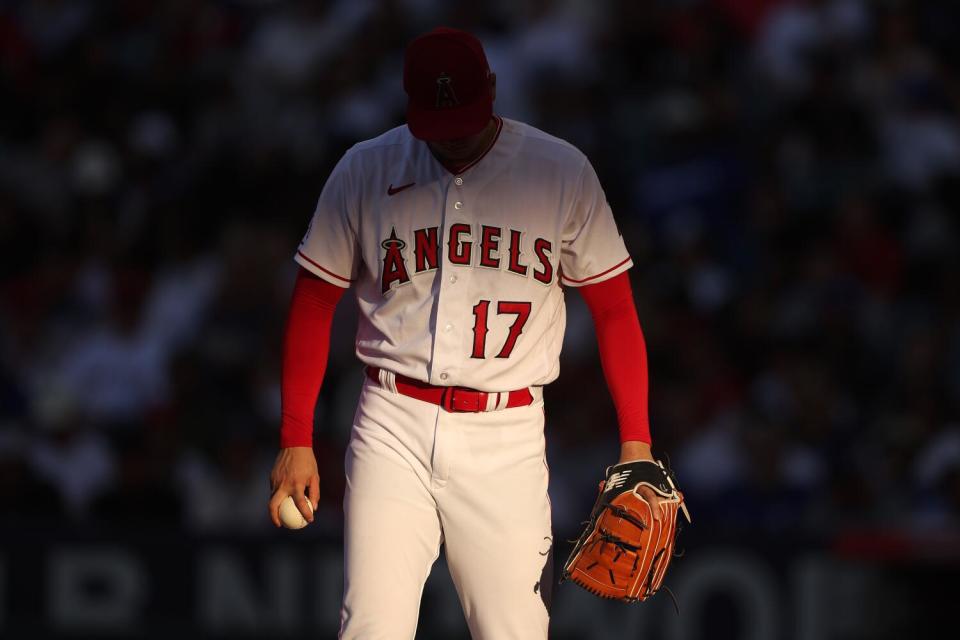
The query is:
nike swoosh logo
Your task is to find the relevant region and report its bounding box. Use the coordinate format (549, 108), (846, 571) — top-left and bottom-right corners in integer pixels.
(387, 182), (415, 196)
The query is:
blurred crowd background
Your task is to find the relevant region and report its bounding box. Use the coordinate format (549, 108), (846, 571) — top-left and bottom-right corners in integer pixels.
(2, 0), (960, 636)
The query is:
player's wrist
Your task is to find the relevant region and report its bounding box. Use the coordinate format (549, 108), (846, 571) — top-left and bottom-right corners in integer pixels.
(618, 440), (653, 463)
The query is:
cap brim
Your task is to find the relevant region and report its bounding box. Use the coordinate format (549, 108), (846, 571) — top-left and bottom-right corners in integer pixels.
(407, 98), (492, 141)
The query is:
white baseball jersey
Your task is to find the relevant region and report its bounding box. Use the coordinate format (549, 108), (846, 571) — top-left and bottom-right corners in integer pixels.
(295, 116), (632, 391)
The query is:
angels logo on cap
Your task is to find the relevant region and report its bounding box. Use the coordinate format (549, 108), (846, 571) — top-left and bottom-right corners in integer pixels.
(436, 73), (459, 108)
(403, 27), (493, 141)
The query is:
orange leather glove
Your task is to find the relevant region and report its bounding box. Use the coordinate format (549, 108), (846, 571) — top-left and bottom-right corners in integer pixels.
(562, 459), (691, 603)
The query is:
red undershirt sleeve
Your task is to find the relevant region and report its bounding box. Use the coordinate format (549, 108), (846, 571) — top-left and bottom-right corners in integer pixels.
(577, 271), (652, 445)
(280, 266), (346, 448)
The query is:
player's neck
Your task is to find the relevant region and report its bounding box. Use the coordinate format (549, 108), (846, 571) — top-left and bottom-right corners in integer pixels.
(427, 116), (499, 172)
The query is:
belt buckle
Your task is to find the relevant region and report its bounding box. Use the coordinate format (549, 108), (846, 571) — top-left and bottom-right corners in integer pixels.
(444, 388), (483, 413)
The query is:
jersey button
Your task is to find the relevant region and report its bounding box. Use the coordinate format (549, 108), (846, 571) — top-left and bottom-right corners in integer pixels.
(449, 275), (458, 284)
(454, 177), (463, 186)
(444, 323), (453, 332)
(440, 372), (449, 381)
(454, 201), (463, 209)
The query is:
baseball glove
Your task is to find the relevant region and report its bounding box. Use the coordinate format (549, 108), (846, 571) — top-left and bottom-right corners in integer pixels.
(561, 459), (690, 604)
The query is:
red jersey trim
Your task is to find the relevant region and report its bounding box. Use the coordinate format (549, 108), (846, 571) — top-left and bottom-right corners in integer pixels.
(296, 250), (354, 284)
(561, 256), (632, 285)
(440, 116), (504, 176)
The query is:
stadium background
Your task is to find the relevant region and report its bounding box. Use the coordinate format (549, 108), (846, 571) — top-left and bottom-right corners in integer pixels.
(2, 0), (959, 638)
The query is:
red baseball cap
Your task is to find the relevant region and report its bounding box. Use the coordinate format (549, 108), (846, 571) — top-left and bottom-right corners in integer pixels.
(403, 27), (493, 141)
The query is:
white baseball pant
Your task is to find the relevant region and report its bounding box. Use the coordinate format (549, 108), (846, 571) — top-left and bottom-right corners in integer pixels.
(339, 372), (553, 639)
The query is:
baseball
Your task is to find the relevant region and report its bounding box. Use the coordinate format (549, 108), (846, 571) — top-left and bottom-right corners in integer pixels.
(279, 495), (313, 529)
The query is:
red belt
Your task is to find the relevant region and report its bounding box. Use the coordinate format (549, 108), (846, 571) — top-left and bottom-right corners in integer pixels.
(366, 367), (534, 413)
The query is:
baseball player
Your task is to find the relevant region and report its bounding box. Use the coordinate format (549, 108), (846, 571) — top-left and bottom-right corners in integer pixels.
(269, 27), (671, 638)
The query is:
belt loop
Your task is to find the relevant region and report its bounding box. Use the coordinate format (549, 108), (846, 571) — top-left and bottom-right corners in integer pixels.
(528, 386), (543, 404)
(378, 368), (398, 394)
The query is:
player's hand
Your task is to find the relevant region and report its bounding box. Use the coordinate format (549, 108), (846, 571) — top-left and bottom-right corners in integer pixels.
(269, 446), (319, 527)
(618, 441), (664, 521)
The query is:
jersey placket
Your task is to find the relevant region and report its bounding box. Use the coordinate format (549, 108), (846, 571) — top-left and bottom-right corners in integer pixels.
(428, 173), (471, 386)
